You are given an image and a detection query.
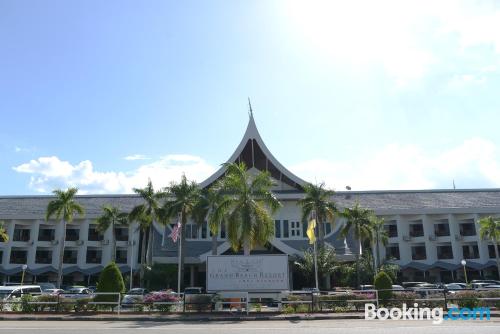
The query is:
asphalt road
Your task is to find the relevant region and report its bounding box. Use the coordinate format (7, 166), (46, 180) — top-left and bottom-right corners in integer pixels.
(0, 320), (499, 334)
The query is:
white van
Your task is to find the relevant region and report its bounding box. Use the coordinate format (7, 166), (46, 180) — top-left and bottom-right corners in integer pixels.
(0, 285), (42, 301)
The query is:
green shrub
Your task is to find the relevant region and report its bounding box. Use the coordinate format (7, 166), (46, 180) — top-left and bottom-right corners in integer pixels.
(96, 262), (125, 305)
(374, 271), (393, 304)
(33, 294), (59, 312)
(478, 290), (500, 308)
(453, 291), (480, 309)
(20, 294), (35, 313)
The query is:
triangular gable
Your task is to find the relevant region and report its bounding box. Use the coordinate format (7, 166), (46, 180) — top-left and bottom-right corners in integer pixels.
(199, 112), (306, 191)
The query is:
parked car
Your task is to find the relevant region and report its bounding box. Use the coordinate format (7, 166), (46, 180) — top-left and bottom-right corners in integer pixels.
(0, 285), (42, 300)
(391, 285), (405, 291)
(480, 284), (500, 290)
(471, 279), (500, 285)
(401, 282), (427, 289)
(43, 288), (64, 295)
(62, 287), (94, 299)
(445, 283), (465, 291)
(38, 283), (56, 292)
(184, 287), (204, 294)
(121, 288), (149, 308)
(359, 285), (375, 291)
(472, 282), (495, 290)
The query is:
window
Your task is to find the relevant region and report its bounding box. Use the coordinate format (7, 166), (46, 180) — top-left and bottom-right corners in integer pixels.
(409, 222), (424, 237)
(434, 223), (450, 237)
(283, 220), (289, 238)
(463, 243), (479, 259)
(35, 249), (52, 264)
(323, 223), (331, 235)
(274, 220), (281, 238)
(385, 224), (398, 238)
(38, 227), (55, 241)
(87, 226), (102, 241)
(201, 222), (207, 239)
(459, 222), (476, 236)
(488, 245), (500, 258)
(86, 249), (102, 264)
(115, 249), (128, 264)
(290, 221), (301, 237)
(115, 227), (128, 241)
(437, 244), (453, 259)
(220, 224), (226, 239)
(0, 250), (3, 264)
(386, 244), (400, 260)
(64, 249), (78, 264)
(411, 244), (427, 260)
(10, 249), (28, 264)
(186, 224), (199, 239)
(66, 228), (80, 241)
(13, 226), (30, 242)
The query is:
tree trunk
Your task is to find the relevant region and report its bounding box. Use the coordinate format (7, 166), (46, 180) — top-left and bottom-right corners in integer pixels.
(57, 219), (66, 289)
(179, 211), (187, 291)
(375, 235), (381, 272)
(243, 238), (251, 256)
(211, 232), (218, 255)
(146, 224), (153, 267)
(317, 215), (325, 245)
(139, 229), (147, 288)
(111, 222), (116, 262)
(495, 241), (500, 280)
(356, 238), (361, 288)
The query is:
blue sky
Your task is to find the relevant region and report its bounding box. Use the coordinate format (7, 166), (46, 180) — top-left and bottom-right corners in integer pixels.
(1, 0), (500, 195)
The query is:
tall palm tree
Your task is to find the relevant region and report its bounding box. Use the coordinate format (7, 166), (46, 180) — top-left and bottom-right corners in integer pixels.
(160, 174), (203, 291)
(370, 216), (388, 273)
(478, 216), (500, 279)
(217, 162), (281, 255)
(95, 205), (129, 262)
(0, 221), (8, 242)
(298, 182), (337, 244)
(45, 188), (85, 288)
(129, 180), (166, 286)
(192, 186), (228, 255)
(340, 203), (374, 288)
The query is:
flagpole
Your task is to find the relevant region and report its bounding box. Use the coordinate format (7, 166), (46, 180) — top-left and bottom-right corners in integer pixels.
(177, 211), (182, 294)
(313, 211), (319, 291)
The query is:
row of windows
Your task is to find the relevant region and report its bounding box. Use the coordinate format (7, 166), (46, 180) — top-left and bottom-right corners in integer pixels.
(384, 221), (477, 238)
(3, 248), (129, 265)
(172, 220), (334, 240)
(385, 243), (500, 261)
(7, 225), (129, 242)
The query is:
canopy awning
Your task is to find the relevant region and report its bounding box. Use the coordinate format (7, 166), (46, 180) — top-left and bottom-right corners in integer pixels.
(401, 262), (431, 271)
(430, 261), (461, 271)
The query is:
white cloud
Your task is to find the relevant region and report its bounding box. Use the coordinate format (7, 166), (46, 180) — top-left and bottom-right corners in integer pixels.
(123, 154), (149, 161)
(13, 155), (216, 194)
(290, 138), (500, 190)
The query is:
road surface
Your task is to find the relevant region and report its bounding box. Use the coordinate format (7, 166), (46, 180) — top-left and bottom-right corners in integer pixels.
(0, 319), (499, 334)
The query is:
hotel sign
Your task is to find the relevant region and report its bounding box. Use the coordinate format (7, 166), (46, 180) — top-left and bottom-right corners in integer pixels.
(206, 255), (289, 292)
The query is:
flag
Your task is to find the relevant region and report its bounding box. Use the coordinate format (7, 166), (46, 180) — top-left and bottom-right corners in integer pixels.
(307, 219), (316, 245)
(169, 221), (181, 243)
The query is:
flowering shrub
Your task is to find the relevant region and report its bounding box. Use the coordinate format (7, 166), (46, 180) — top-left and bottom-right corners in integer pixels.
(387, 291), (418, 307)
(143, 290), (180, 312)
(452, 291), (481, 309)
(319, 292), (376, 311)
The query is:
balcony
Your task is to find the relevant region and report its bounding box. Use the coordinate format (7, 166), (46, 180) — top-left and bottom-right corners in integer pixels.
(115, 228), (129, 242)
(385, 245), (400, 260)
(86, 250), (102, 264)
(10, 250), (28, 264)
(463, 244), (479, 259)
(384, 224), (398, 238)
(411, 245), (427, 260)
(437, 245), (453, 260)
(434, 223), (450, 237)
(63, 250), (78, 264)
(115, 249), (128, 264)
(66, 228), (80, 242)
(88, 227), (103, 242)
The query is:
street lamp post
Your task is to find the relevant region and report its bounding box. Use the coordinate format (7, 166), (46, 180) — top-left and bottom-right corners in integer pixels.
(21, 264), (28, 286)
(461, 259), (468, 285)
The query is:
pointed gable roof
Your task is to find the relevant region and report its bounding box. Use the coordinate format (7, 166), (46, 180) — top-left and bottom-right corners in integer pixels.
(199, 113), (307, 191)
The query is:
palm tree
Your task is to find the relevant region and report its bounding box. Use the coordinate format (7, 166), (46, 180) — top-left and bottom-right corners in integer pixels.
(298, 182), (336, 244)
(129, 180), (166, 286)
(192, 186), (228, 255)
(217, 162), (281, 255)
(96, 205), (129, 262)
(293, 246), (337, 289)
(478, 216), (500, 279)
(371, 216), (388, 273)
(340, 203), (374, 288)
(45, 188), (85, 288)
(0, 221), (8, 242)
(160, 174), (203, 291)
